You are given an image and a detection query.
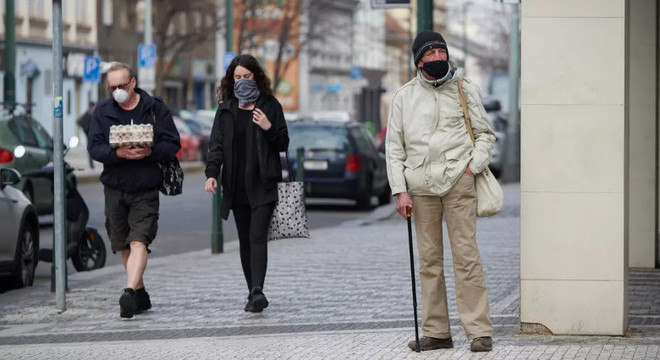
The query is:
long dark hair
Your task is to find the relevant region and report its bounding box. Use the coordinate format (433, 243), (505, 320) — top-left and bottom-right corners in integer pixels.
(216, 54), (273, 103)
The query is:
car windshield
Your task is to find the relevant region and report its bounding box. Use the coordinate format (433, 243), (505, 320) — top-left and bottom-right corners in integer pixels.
(29, 117), (54, 149)
(288, 125), (352, 152)
(8, 116), (39, 147)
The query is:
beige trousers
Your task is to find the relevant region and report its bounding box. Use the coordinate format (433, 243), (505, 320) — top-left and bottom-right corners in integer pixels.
(412, 173), (493, 340)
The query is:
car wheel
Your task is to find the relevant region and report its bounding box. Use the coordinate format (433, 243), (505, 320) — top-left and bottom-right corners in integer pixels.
(12, 220), (38, 288)
(356, 176), (373, 210)
(72, 228), (106, 272)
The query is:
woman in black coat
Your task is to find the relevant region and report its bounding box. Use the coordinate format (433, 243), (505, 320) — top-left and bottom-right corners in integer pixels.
(204, 54), (289, 312)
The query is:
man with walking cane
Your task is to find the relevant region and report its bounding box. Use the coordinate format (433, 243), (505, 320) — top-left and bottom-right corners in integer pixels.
(385, 30), (496, 352)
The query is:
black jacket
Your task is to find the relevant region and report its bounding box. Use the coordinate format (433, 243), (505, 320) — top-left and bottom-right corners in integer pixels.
(77, 110), (92, 135)
(88, 88), (181, 192)
(205, 95), (289, 219)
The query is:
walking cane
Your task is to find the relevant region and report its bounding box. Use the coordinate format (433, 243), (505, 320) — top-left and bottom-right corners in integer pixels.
(407, 208), (421, 352)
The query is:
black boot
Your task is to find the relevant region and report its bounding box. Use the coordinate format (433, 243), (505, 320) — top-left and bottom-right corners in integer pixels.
(249, 286), (268, 313)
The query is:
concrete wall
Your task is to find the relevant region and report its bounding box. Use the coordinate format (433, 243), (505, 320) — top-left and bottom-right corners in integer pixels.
(520, 0), (628, 335)
(628, 0), (657, 268)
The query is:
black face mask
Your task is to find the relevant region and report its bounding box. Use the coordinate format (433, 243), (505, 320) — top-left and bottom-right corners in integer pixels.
(421, 60), (449, 79)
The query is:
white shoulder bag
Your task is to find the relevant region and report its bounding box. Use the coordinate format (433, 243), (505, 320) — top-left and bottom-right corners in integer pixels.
(457, 78), (504, 217)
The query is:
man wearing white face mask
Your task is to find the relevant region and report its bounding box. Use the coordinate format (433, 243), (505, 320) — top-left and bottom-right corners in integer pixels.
(88, 62), (181, 319)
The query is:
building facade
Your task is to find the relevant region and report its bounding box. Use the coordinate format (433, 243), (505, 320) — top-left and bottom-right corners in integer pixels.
(299, 0), (360, 116)
(97, 0), (217, 111)
(0, 0), (98, 142)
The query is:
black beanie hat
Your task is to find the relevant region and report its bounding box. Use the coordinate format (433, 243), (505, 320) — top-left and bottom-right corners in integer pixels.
(412, 30), (449, 65)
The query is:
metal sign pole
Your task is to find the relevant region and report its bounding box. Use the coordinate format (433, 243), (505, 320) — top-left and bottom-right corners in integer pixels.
(52, 0), (66, 311)
(145, 0), (152, 45)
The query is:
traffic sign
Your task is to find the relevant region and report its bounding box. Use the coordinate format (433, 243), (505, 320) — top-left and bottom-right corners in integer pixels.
(138, 44), (157, 91)
(223, 51), (236, 72)
(82, 56), (100, 83)
(138, 44), (156, 67)
(350, 66), (362, 80)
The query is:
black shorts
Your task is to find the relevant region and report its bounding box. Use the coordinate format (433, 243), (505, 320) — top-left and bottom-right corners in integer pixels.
(104, 186), (159, 253)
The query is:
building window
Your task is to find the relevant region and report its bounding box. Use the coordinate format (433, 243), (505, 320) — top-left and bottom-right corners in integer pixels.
(76, 0), (88, 24)
(44, 70), (52, 96)
(178, 13), (187, 35)
(102, 0), (113, 26)
(119, 0), (129, 28)
(67, 90), (72, 116)
(29, 0), (45, 19)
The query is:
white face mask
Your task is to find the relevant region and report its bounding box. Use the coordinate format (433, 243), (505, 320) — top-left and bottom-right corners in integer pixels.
(112, 89), (130, 104)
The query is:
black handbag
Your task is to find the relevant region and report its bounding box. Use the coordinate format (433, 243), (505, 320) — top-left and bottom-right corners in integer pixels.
(159, 156), (183, 196)
(151, 110), (184, 196)
(267, 151), (309, 240)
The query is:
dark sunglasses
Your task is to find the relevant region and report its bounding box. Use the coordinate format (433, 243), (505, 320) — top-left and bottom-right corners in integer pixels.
(108, 80), (131, 92)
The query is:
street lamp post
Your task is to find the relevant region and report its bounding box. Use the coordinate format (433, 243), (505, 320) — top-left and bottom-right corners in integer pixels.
(417, 0), (433, 32)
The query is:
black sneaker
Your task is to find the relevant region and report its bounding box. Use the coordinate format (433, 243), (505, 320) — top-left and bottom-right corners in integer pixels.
(135, 287), (152, 314)
(119, 288), (137, 318)
(249, 287), (268, 313)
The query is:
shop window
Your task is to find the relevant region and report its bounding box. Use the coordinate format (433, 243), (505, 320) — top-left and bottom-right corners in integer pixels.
(102, 0), (113, 26)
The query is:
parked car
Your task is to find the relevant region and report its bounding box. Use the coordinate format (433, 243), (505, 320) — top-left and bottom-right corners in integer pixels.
(483, 96), (508, 178)
(188, 114), (214, 163)
(286, 119), (390, 209)
(0, 109), (64, 215)
(173, 117), (200, 161)
(0, 168), (39, 291)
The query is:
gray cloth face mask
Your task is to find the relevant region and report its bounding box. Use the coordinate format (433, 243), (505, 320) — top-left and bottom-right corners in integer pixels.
(234, 78), (260, 107)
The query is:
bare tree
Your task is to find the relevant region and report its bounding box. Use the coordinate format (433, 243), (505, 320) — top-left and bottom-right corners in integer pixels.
(152, 0), (221, 96)
(233, 0), (349, 94)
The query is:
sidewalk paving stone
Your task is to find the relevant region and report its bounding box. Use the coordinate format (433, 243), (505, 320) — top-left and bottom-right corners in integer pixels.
(0, 182), (658, 359)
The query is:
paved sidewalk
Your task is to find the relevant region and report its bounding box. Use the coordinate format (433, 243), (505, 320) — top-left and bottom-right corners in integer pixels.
(0, 183), (658, 359)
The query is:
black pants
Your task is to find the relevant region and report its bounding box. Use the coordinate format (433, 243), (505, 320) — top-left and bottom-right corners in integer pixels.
(232, 201), (276, 292)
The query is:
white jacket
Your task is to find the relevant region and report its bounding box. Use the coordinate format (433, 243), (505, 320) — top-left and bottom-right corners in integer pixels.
(386, 71), (495, 197)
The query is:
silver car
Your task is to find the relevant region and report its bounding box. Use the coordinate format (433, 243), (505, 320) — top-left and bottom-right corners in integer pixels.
(0, 168), (39, 290)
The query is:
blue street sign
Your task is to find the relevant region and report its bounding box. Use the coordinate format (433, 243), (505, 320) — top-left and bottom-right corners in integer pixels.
(138, 44), (157, 68)
(83, 56), (100, 83)
(350, 66), (362, 80)
(20, 59), (39, 78)
(327, 83), (342, 92)
(223, 51), (237, 72)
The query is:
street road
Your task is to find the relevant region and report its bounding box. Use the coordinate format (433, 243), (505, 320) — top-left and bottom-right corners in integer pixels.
(34, 170), (392, 282)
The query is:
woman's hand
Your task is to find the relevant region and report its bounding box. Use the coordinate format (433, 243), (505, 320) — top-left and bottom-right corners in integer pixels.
(252, 108), (272, 130)
(205, 177), (218, 194)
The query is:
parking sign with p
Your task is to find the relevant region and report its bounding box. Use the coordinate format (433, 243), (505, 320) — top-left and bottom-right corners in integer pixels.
(83, 56), (100, 83)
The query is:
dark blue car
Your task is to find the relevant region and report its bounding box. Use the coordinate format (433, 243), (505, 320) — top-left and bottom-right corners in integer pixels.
(285, 120), (390, 209)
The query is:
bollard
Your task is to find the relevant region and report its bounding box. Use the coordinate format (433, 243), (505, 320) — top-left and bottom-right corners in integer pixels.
(296, 147), (305, 182)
